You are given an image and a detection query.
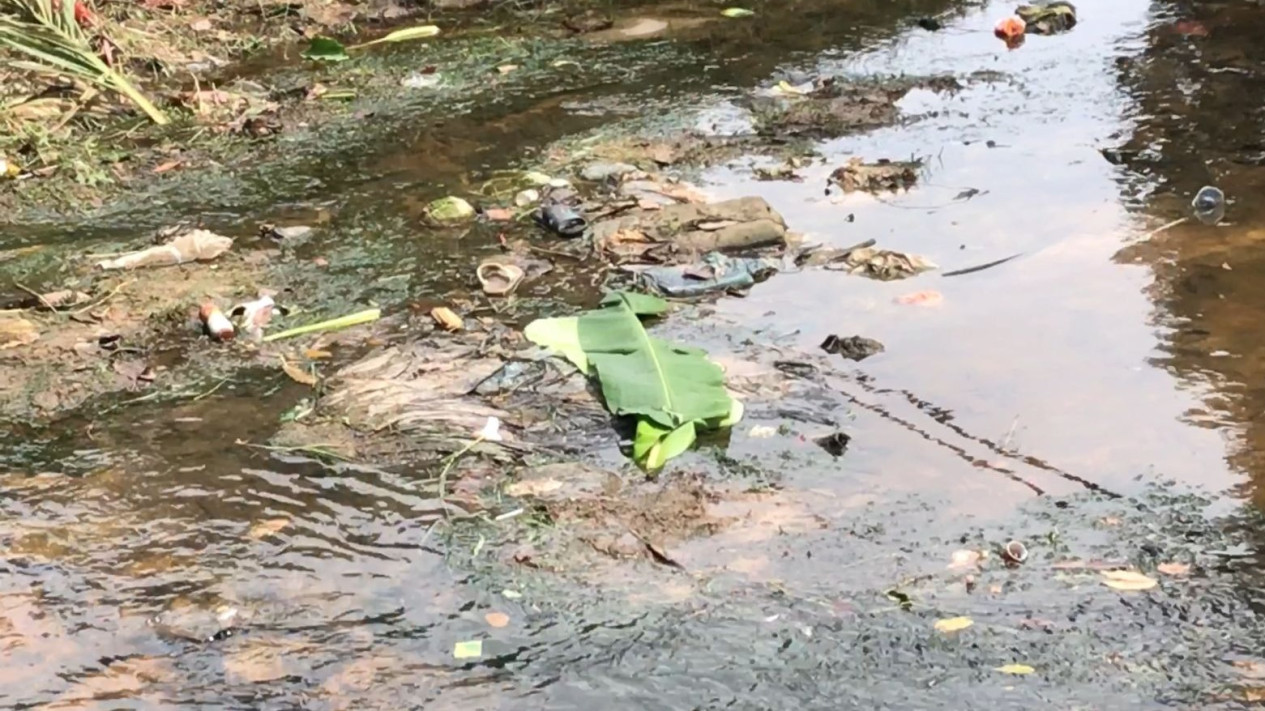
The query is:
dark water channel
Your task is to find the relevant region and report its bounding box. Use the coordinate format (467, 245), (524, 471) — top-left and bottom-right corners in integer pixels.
(11, 0), (1265, 708)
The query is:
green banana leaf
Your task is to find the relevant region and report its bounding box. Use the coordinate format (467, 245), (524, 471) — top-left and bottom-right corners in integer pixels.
(525, 291), (741, 469)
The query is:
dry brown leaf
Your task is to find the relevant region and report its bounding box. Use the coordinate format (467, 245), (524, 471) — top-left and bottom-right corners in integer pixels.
(431, 307), (463, 331)
(280, 356), (318, 386)
(505, 478), (564, 497)
(484, 611), (510, 628)
(0, 317), (39, 349)
(153, 160), (183, 174)
(1101, 569), (1158, 591)
(484, 207), (516, 222)
(1157, 562), (1190, 576)
(304, 349), (333, 360)
(248, 518), (290, 539)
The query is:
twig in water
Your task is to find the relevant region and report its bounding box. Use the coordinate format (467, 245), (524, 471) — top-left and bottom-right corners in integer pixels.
(236, 440), (352, 461)
(72, 279), (134, 315)
(942, 253), (1023, 278)
(436, 435), (487, 518)
(15, 282), (55, 311)
(191, 377), (228, 401)
(1142, 216), (1188, 240)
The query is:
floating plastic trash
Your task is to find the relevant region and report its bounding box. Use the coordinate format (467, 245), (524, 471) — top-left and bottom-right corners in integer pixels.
(1192, 185), (1226, 225)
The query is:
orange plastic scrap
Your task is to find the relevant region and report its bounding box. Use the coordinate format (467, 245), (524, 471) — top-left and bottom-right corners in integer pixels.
(994, 15), (1027, 42)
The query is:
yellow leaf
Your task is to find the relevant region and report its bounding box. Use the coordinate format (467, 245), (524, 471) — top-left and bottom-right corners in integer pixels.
(934, 616), (973, 633)
(995, 664), (1034, 675)
(775, 80), (805, 95)
(279, 355), (318, 386)
(453, 640), (482, 659)
(1101, 569), (1158, 591)
(431, 306), (463, 331)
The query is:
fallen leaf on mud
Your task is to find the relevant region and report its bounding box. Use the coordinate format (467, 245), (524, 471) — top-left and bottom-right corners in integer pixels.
(820, 334), (884, 361)
(97, 229), (232, 270)
(0, 318), (39, 349)
(822, 246), (936, 281)
(995, 664), (1035, 675)
(431, 307), (463, 331)
(721, 7), (754, 17)
(305, 349), (333, 360)
(280, 356), (318, 386)
(814, 431), (850, 457)
(302, 36), (350, 62)
(484, 612), (510, 628)
(1157, 562), (1191, 576)
(525, 292), (741, 469)
(1101, 570), (1158, 591)
(895, 290), (944, 306)
(934, 616), (974, 633)
(829, 157), (921, 193)
(248, 518), (290, 539)
(505, 478), (563, 497)
(453, 640), (482, 660)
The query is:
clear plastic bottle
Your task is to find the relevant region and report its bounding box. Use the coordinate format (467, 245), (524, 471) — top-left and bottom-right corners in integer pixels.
(1192, 186), (1226, 225)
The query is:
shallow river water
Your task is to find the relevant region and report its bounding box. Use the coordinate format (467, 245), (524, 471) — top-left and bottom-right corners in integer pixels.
(7, 0), (1265, 707)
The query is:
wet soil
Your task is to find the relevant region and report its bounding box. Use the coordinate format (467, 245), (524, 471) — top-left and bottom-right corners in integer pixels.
(8, 0), (1265, 708)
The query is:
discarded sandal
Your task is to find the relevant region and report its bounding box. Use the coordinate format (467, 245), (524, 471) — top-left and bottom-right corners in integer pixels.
(536, 203), (588, 238)
(477, 262), (526, 296)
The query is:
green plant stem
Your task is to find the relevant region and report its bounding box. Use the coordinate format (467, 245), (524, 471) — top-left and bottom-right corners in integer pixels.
(262, 308), (381, 342)
(436, 435), (485, 517)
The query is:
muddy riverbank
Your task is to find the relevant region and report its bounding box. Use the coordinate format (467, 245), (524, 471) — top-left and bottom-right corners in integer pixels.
(8, 0), (1265, 707)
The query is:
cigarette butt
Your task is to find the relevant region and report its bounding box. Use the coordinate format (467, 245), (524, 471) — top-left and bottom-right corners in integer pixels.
(200, 302), (235, 341)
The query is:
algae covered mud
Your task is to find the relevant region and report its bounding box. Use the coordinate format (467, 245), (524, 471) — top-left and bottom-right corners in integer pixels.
(8, 0), (1265, 707)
